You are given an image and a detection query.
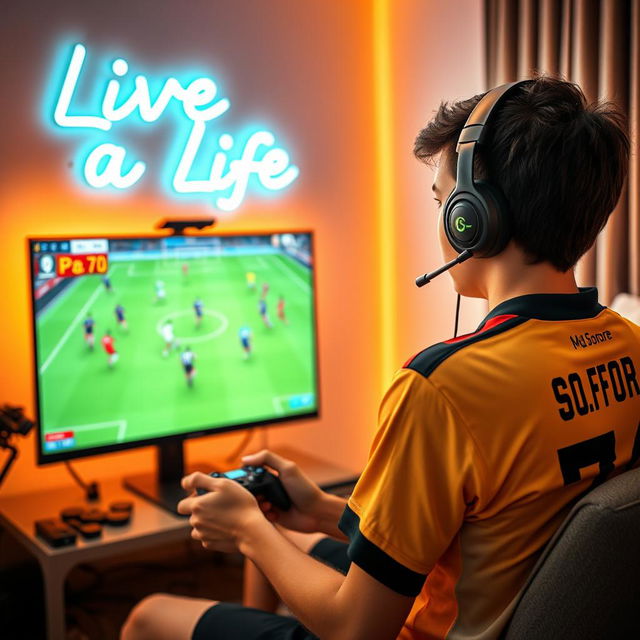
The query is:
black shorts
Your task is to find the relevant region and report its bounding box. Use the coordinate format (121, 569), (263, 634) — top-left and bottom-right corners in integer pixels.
(192, 538), (350, 640)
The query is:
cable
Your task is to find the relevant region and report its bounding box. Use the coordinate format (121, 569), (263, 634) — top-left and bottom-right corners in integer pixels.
(64, 461), (100, 501)
(453, 294), (461, 338)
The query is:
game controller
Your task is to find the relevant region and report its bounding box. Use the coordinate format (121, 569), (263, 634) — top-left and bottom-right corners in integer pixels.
(197, 465), (292, 511)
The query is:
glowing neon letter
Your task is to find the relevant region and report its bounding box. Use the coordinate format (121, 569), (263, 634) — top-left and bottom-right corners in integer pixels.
(83, 143), (146, 189)
(101, 60), (230, 124)
(54, 44), (111, 131)
(258, 148), (300, 190)
(172, 121), (219, 193)
(217, 132), (299, 211)
(181, 78), (230, 121)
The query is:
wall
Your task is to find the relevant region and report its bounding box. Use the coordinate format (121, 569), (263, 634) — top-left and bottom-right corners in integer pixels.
(0, 1), (485, 498)
(388, 1), (488, 370)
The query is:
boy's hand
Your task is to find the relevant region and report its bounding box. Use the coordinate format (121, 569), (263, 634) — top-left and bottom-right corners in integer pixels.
(178, 472), (264, 552)
(241, 450), (327, 533)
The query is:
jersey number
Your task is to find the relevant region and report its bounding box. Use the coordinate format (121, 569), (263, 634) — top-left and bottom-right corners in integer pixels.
(557, 420), (640, 489)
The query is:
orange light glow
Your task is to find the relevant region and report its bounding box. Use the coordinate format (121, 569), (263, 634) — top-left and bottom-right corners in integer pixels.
(373, 0), (397, 387)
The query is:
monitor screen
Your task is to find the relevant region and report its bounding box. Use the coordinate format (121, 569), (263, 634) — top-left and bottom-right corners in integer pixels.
(29, 232), (318, 463)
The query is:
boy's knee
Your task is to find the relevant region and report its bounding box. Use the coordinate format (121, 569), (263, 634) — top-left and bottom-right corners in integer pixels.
(121, 593), (173, 640)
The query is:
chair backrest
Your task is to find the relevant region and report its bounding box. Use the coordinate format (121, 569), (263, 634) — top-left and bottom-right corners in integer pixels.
(501, 467), (640, 640)
(610, 293), (640, 325)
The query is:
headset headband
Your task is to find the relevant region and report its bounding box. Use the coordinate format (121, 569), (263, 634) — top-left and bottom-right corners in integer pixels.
(455, 80), (531, 190)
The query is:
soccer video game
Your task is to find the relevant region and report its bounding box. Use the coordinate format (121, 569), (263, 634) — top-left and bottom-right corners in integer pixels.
(29, 232), (318, 461)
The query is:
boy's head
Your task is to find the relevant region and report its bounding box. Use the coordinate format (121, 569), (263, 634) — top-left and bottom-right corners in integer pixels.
(414, 76), (629, 294)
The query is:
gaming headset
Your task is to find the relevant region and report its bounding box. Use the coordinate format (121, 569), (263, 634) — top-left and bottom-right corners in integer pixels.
(415, 79), (531, 287)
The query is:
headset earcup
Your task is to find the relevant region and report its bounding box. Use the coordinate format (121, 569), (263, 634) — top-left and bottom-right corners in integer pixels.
(473, 180), (511, 257)
(443, 189), (485, 254)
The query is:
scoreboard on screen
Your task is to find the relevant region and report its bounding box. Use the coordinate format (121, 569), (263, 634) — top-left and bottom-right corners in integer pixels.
(34, 239), (109, 280)
(55, 252), (108, 277)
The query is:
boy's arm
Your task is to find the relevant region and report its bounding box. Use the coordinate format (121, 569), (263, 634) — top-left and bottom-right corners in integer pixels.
(241, 515), (414, 640)
(179, 476), (414, 640)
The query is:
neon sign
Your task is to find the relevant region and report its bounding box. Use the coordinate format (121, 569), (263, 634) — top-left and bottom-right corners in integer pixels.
(45, 43), (299, 211)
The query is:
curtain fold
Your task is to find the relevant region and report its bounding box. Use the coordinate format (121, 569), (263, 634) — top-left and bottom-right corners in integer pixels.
(485, 0), (640, 304)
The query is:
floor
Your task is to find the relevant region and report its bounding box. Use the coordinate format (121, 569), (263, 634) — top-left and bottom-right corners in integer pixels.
(4, 538), (245, 640)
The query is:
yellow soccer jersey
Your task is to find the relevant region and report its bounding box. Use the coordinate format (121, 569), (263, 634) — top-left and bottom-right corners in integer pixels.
(339, 288), (640, 640)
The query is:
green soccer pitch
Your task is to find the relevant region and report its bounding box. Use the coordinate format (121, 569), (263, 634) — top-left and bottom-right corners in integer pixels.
(35, 253), (317, 457)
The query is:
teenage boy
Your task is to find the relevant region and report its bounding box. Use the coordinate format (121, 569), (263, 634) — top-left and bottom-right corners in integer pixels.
(121, 77), (639, 640)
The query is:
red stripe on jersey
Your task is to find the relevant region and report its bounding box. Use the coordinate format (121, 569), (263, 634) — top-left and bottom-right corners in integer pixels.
(402, 313), (519, 367)
(443, 314), (518, 344)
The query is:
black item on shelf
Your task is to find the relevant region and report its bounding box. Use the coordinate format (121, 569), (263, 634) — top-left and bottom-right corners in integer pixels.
(0, 405), (35, 487)
(34, 518), (77, 547)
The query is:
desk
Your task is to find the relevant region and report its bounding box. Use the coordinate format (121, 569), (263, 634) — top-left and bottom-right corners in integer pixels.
(0, 479), (188, 640)
(0, 450), (358, 640)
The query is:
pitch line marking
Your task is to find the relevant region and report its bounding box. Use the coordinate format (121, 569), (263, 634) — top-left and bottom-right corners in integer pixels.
(40, 265), (121, 374)
(40, 282), (103, 375)
(272, 397), (284, 415)
(156, 309), (229, 344)
(55, 420), (128, 442)
(271, 255), (311, 292)
(126, 266), (218, 277)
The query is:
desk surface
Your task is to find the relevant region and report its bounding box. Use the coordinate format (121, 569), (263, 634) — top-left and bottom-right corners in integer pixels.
(0, 478), (188, 562)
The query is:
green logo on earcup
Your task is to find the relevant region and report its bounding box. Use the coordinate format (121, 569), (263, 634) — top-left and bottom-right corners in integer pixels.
(454, 216), (473, 234)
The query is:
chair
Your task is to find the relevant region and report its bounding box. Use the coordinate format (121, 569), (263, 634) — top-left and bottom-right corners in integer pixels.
(501, 467), (640, 639)
(610, 293), (640, 325)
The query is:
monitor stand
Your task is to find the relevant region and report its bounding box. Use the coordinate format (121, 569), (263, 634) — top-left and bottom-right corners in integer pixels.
(123, 440), (197, 515)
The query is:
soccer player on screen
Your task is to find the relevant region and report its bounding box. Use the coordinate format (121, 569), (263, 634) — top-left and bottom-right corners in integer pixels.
(83, 314), (95, 350)
(115, 304), (128, 331)
(258, 298), (272, 329)
(101, 331), (118, 367)
(193, 298), (204, 328)
(102, 275), (113, 293)
(155, 280), (166, 304)
(246, 271), (256, 291)
(277, 295), (287, 325)
(182, 263), (189, 278)
(238, 326), (252, 360)
(161, 320), (176, 357)
(261, 281), (269, 299)
(180, 347), (196, 387)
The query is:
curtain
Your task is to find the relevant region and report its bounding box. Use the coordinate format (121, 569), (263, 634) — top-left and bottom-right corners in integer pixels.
(485, 0), (640, 304)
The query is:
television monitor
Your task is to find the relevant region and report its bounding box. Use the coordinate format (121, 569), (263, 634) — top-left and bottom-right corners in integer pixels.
(28, 231), (318, 509)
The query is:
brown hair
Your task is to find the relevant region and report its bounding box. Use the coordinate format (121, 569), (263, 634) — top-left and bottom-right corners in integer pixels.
(414, 76), (630, 271)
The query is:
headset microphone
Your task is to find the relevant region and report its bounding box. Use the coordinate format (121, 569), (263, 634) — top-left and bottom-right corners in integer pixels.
(415, 249), (473, 287)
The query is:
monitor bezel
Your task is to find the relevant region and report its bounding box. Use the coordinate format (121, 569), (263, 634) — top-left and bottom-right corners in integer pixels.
(28, 230), (320, 465)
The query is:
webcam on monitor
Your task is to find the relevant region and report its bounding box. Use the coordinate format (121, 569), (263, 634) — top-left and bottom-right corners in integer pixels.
(156, 217), (217, 235)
